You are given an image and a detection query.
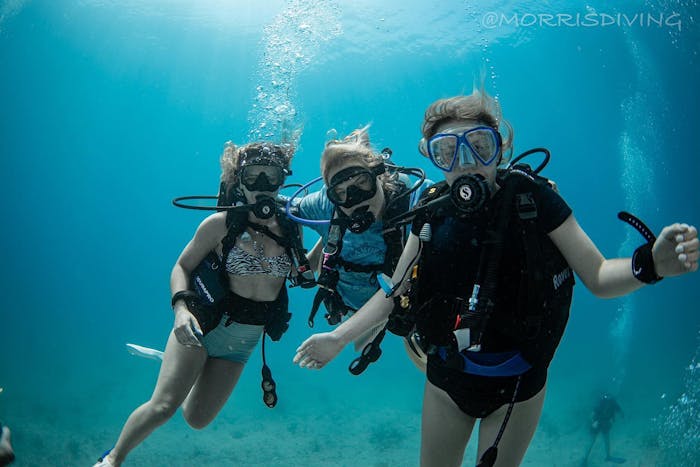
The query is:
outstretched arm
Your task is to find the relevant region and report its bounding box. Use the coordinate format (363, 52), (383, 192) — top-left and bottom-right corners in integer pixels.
(549, 215), (698, 298)
(294, 233), (421, 369)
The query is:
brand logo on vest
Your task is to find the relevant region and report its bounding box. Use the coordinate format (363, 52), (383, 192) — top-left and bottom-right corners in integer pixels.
(195, 276), (215, 304)
(552, 267), (572, 290)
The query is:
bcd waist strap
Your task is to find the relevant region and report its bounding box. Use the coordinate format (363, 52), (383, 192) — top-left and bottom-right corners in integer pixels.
(437, 348), (532, 377)
(225, 289), (290, 342)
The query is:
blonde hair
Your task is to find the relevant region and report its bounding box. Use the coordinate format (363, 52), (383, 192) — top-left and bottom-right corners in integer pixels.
(220, 141), (295, 194)
(421, 89), (514, 161)
(321, 125), (401, 196)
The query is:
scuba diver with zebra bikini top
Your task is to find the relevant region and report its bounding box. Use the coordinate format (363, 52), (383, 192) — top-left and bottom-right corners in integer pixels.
(94, 141), (312, 467)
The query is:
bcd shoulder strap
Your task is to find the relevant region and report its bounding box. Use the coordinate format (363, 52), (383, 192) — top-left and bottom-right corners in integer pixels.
(381, 182), (412, 275)
(500, 165), (571, 339)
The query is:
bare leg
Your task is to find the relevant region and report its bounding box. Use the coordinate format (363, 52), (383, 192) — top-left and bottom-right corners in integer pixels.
(106, 331), (208, 466)
(420, 380), (476, 467)
(182, 358), (244, 429)
(476, 385), (546, 467)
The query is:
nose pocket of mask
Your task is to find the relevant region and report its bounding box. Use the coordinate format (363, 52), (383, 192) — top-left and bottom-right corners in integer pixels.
(458, 143), (478, 167)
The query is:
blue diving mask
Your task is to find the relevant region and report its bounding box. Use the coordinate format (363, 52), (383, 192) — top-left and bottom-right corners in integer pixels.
(421, 126), (502, 172)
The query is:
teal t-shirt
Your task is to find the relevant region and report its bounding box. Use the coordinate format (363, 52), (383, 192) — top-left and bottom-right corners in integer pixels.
(296, 178), (433, 310)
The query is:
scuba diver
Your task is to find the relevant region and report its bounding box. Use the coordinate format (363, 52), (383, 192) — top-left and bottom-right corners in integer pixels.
(286, 125), (432, 374)
(294, 89), (698, 467)
(583, 394), (625, 465)
(94, 141), (310, 467)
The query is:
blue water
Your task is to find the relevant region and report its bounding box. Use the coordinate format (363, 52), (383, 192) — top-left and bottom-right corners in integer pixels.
(1, 1), (699, 465)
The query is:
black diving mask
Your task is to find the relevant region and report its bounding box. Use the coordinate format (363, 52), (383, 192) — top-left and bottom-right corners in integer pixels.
(327, 165), (383, 208)
(241, 165), (285, 192)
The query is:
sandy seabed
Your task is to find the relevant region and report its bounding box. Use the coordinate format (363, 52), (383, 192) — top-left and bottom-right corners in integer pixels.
(9, 402), (664, 466)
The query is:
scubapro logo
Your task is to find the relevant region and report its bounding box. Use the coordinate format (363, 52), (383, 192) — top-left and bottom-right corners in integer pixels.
(460, 185), (473, 201)
(195, 276), (215, 303)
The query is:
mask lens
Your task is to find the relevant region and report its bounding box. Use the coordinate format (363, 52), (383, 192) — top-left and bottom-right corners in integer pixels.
(428, 127), (501, 171)
(428, 134), (459, 170)
(328, 167), (376, 207)
(242, 166), (283, 185)
(351, 172), (373, 190)
(329, 176), (351, 203)
(466, 129), (499, 165)
(329, 185), (346, 204)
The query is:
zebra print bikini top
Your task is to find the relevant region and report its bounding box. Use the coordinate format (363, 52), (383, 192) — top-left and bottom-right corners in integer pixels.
(225, 236), (291, 279)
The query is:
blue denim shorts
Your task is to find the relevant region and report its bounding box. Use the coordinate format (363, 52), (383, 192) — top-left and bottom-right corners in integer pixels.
(201, 315), (264, 364)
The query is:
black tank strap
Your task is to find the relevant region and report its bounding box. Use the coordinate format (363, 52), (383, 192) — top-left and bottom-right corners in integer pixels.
(381, 183), (412, 274)
(277, 209), (315, 288)
(308, 216), (348, 327)
(514, 191), (545, 337)
(507, 165), (570, 338)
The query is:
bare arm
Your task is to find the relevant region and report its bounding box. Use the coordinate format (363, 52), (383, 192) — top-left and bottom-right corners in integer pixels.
(306, 237), (323, 272)
(169, 212), (227, 344)
(294, 233), (422, 368)
(549, 214), (698, 298)
(170, 211), (227, 296)
(333, 233), (421, 345)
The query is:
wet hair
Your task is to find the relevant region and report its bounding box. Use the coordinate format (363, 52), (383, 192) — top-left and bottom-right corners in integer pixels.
(421, 88), (514, 162)
(320, 125), (401, 198)
(220, 141), (295, 191)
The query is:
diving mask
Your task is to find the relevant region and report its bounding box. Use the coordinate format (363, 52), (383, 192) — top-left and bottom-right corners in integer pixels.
(239, 143), (291, 192)
(421, 126), (502, 172)
(327, 165), (382, 208)
(241, 165), (286, 192)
